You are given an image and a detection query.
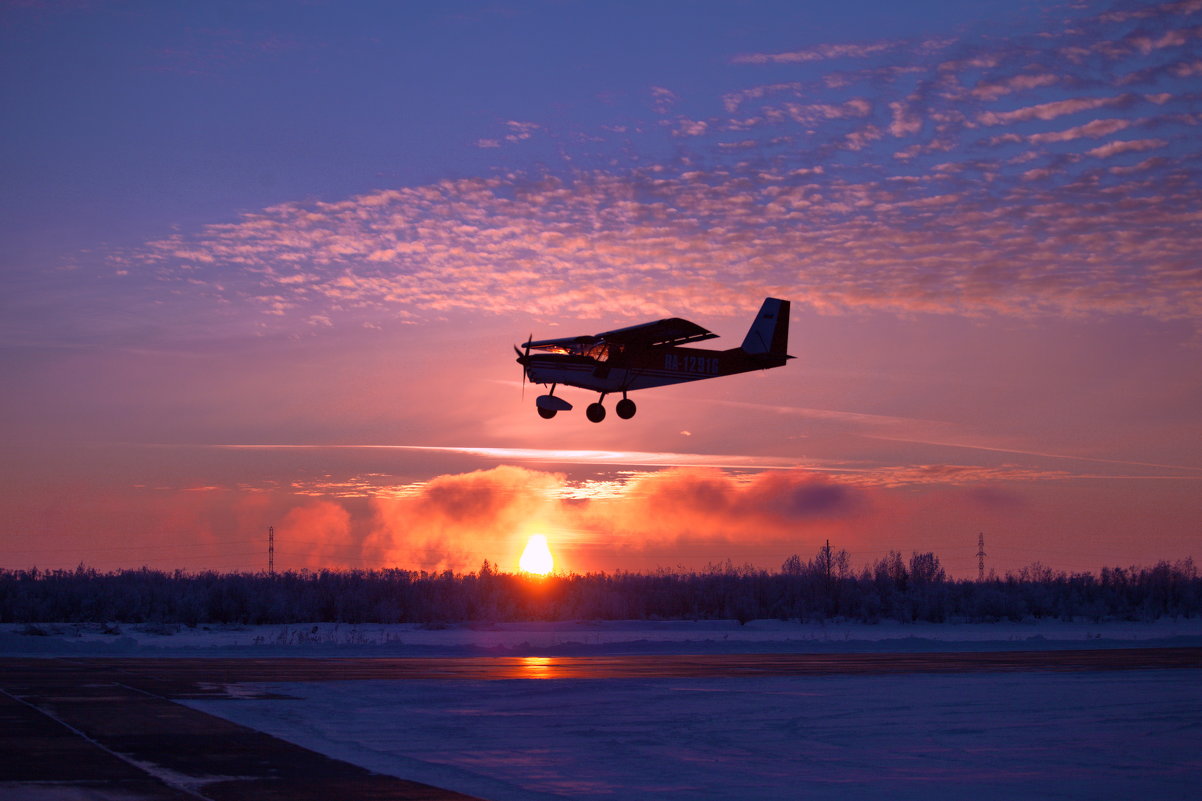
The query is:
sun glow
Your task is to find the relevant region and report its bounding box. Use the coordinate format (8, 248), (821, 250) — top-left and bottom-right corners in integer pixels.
(519, 534), (554, 575)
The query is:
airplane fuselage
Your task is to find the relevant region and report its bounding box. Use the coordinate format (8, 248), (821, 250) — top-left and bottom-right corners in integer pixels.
(524, 345), (789, 394)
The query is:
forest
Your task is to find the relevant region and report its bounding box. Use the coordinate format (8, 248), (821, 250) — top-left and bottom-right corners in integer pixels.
(2, 547), (1198, 626)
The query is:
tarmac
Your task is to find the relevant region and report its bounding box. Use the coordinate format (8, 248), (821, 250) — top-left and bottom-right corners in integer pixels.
(2, 647), (1199, 800)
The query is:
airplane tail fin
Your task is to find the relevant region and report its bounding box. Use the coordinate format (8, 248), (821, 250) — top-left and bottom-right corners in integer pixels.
(740, 297), (791, 357)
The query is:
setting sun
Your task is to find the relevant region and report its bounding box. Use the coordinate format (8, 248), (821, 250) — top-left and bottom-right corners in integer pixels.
(519, 534), (554, 576)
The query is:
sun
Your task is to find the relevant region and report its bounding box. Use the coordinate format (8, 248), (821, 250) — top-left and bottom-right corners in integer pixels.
(519, 534), (554, 576)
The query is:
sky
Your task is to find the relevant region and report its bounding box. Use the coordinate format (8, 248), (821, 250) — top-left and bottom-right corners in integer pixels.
(2, 0), (1200, 578)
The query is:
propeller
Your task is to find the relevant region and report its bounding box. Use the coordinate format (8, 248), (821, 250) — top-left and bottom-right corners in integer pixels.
(514, 333), (532, 398)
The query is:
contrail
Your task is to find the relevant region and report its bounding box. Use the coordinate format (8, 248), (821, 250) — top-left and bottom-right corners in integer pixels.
(708, 398), (949, 428)
(862, 435), (1202, 473)
(206, 443), (870, 472)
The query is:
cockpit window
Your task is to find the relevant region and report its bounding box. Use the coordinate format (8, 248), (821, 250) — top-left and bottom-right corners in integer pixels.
(531, 341), (616, 361)
(578, 343), (609, 361)
(531, 339), (625, 360)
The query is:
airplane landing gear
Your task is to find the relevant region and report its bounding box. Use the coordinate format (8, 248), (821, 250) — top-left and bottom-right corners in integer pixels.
(586, 402), (606, 423)
(535, 388), (571, 420)
(616, 398), (636, 419)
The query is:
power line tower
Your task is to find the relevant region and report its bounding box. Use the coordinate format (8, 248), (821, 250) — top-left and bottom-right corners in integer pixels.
(976, 532), (987, 581)
(268, 526), (275, 575)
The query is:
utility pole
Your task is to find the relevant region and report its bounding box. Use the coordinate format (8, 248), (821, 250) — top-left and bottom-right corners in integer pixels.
(976, 532), (986, 582)
(268, 526), (275, 575)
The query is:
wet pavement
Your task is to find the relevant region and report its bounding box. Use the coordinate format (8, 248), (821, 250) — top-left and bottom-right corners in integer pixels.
(2, 647), (1199, 799)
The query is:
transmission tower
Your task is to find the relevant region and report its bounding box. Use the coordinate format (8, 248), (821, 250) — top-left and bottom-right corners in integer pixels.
(976, 532), (986, 581)
(268, 526), (275, 575)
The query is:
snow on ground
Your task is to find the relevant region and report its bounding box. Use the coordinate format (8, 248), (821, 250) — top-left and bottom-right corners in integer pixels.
(187, 671), (1202, 801)
(4, 617), (1202, 657)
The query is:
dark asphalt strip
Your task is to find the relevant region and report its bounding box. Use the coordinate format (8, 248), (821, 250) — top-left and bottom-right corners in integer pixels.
(0, 688), (197, 800)
(1, 677), (482, 800)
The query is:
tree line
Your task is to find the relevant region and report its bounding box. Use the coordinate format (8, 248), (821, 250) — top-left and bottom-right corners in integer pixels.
(1, 548), (1198, 625)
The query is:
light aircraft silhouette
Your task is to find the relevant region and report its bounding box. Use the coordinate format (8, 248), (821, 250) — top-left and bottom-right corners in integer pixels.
(515, 297), (793, 422)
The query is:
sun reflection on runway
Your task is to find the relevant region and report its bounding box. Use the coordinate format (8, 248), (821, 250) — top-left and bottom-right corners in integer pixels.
(520, 657), (555, 678)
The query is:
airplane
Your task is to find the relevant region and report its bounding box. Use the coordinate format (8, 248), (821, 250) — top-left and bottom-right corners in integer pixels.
(514, 297), (793, 422)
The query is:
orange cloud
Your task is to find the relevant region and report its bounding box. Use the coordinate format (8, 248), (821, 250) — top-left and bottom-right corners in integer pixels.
(365, 465), (566, 573)
(280, 500), (354, 569)
(274, 466), (873, 573)
(324, 463), (1080, 573)
(582, 468), (865, 544)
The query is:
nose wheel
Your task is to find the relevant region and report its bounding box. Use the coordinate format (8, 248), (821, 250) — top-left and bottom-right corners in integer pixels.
(535, 387), (571, 420)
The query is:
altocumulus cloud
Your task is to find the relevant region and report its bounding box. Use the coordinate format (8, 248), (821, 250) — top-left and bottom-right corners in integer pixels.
(118, 0), (1202, 331)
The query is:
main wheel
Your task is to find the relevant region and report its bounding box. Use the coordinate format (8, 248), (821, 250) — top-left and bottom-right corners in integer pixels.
(615, 398), (636, 419)
(586, 402), (606, 423)
(537, 407), (557, 419)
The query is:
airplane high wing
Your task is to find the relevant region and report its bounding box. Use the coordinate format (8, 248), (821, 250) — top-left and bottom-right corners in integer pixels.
(515, 298), (793, 422)
(525, 317), (719, 351)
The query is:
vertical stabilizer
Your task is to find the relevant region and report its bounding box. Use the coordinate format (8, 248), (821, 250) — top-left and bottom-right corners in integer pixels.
(740, 297), (791, 356)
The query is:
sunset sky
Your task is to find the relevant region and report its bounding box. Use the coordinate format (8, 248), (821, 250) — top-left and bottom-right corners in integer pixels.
(3, 0), (1200, 577)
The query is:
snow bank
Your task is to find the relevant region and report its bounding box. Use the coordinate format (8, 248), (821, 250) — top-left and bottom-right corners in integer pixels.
(4, 618), (1202, 658)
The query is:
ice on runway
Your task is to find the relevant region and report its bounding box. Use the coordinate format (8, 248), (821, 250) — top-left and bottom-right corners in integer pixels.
(189, 670), (1202, 801)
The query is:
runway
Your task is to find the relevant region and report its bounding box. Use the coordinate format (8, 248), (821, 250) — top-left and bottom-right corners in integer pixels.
(3, 647), (1199, 800)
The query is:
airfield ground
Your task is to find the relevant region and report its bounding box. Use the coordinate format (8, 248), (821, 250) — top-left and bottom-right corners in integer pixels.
(2, 647), (1200, 800)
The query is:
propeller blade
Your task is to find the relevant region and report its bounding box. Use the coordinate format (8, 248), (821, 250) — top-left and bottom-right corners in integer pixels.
(515, 335), (534, 399)
(522, 333), (532, 398)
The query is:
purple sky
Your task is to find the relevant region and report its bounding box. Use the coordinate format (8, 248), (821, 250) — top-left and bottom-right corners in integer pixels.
(2, 0), (1200, 576)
